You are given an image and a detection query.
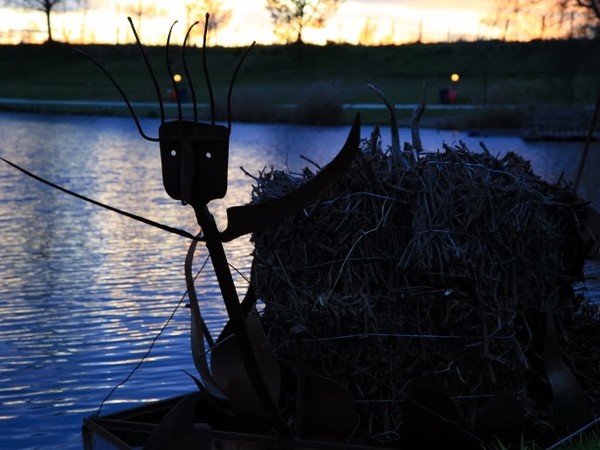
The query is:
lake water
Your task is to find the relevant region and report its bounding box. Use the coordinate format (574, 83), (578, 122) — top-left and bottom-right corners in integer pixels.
(0, 111), (599, 449)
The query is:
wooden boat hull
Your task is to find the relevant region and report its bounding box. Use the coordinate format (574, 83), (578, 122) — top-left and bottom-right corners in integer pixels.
(82, 394), (389, 450)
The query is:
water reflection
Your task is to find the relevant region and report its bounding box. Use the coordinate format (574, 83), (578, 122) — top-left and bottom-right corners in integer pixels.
(0, 112), (598, 449)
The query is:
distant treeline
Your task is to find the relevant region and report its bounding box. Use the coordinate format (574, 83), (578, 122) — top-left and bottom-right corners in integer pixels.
(1, 39), (599, 124)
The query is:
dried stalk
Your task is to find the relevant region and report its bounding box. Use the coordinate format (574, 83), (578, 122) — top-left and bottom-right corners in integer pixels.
(574, 90), (600, 194)
(249, 128), (595, 442)
(410, 82), (427, 153)
(367, 83), (403, 167)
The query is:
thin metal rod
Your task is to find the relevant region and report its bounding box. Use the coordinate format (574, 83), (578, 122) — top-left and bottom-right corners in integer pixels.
(544, 416), (600, 450)
(73, 48), (159, 142)
(127, 16), (165, 124)
(227, 41), (256, 132)
(95, 259), (206, 417)
(0, 156), (198, 240)
(194, 204), (289, 435)
(202, 13), (216, 125)
(166, 20), (183, 121)
(183, 21), (200, 123)
(185, 232), (229, 401)
(185, 233), (215, 347)
(574, 90), (600, 194)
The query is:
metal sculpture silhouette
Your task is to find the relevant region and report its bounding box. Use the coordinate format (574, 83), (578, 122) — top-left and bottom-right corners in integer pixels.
(79, 14), (361, 436)
(1, 13), (360, 438)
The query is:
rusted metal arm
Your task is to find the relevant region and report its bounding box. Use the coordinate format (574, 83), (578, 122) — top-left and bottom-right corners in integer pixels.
(193, 204), (289, 435)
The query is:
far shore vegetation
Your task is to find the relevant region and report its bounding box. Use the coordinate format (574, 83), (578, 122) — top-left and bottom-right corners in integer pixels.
(1, 39), (599, 129)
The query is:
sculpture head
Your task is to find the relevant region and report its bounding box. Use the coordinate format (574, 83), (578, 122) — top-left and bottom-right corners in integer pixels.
(78, 14), (253, 207)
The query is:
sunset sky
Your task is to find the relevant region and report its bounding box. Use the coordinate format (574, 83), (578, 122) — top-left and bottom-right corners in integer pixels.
(0, 0), (497, 46)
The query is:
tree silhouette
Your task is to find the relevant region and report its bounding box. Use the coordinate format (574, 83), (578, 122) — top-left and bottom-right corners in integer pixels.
(575, 0), (600, 20)
(485, 0), (600, 39)
(123, 0), (165, 38)
(185, 0), (232, 45)
(4, 0), (83, 43)
(265, 0), (344, 44)
(571, 0), (600, 35)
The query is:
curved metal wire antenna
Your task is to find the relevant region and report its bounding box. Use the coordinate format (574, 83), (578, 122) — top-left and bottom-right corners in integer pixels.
(72, 48), (159, 142)
(166, 20), (183, 121)
(95, 253), (210, 417)
(76, 17), (255, 141)
(202, 13), (216, 125)
(183, 21), (201, 123)
(127, 16), (166, 124)
(227, 41), (256, 132)
(0, 156), (196, 239)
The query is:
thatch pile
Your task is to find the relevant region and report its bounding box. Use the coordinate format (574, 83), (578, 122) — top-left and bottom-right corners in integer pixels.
(249, 128), (597, 446)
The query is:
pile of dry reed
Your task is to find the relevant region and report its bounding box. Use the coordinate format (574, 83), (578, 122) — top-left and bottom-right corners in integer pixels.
(249, 128), (595, 443)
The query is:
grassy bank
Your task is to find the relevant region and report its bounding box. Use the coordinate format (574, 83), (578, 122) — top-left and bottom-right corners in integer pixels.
(1, 39), (599, 127)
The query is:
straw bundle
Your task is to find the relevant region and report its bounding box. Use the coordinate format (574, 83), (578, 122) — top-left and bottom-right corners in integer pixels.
(249, 129), (594, 443)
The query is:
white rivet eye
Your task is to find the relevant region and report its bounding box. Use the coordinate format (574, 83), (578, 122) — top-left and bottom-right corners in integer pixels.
(205, 152), (212, 159)
(170, 149), (177, 157)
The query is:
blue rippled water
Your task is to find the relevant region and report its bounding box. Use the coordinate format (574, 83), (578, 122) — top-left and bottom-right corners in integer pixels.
(0, 112), (598, 449)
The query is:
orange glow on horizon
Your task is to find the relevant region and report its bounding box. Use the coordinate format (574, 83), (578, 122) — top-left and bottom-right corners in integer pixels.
(0, 1), (550, 46)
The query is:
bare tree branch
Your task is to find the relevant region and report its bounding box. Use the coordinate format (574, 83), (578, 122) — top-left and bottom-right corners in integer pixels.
(3, 0), (86, 43)
(575, 0), (600, 19)
(485, 0), (600, 39)
(185, 0), (232, 45)
(265, 0), (344, 44)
